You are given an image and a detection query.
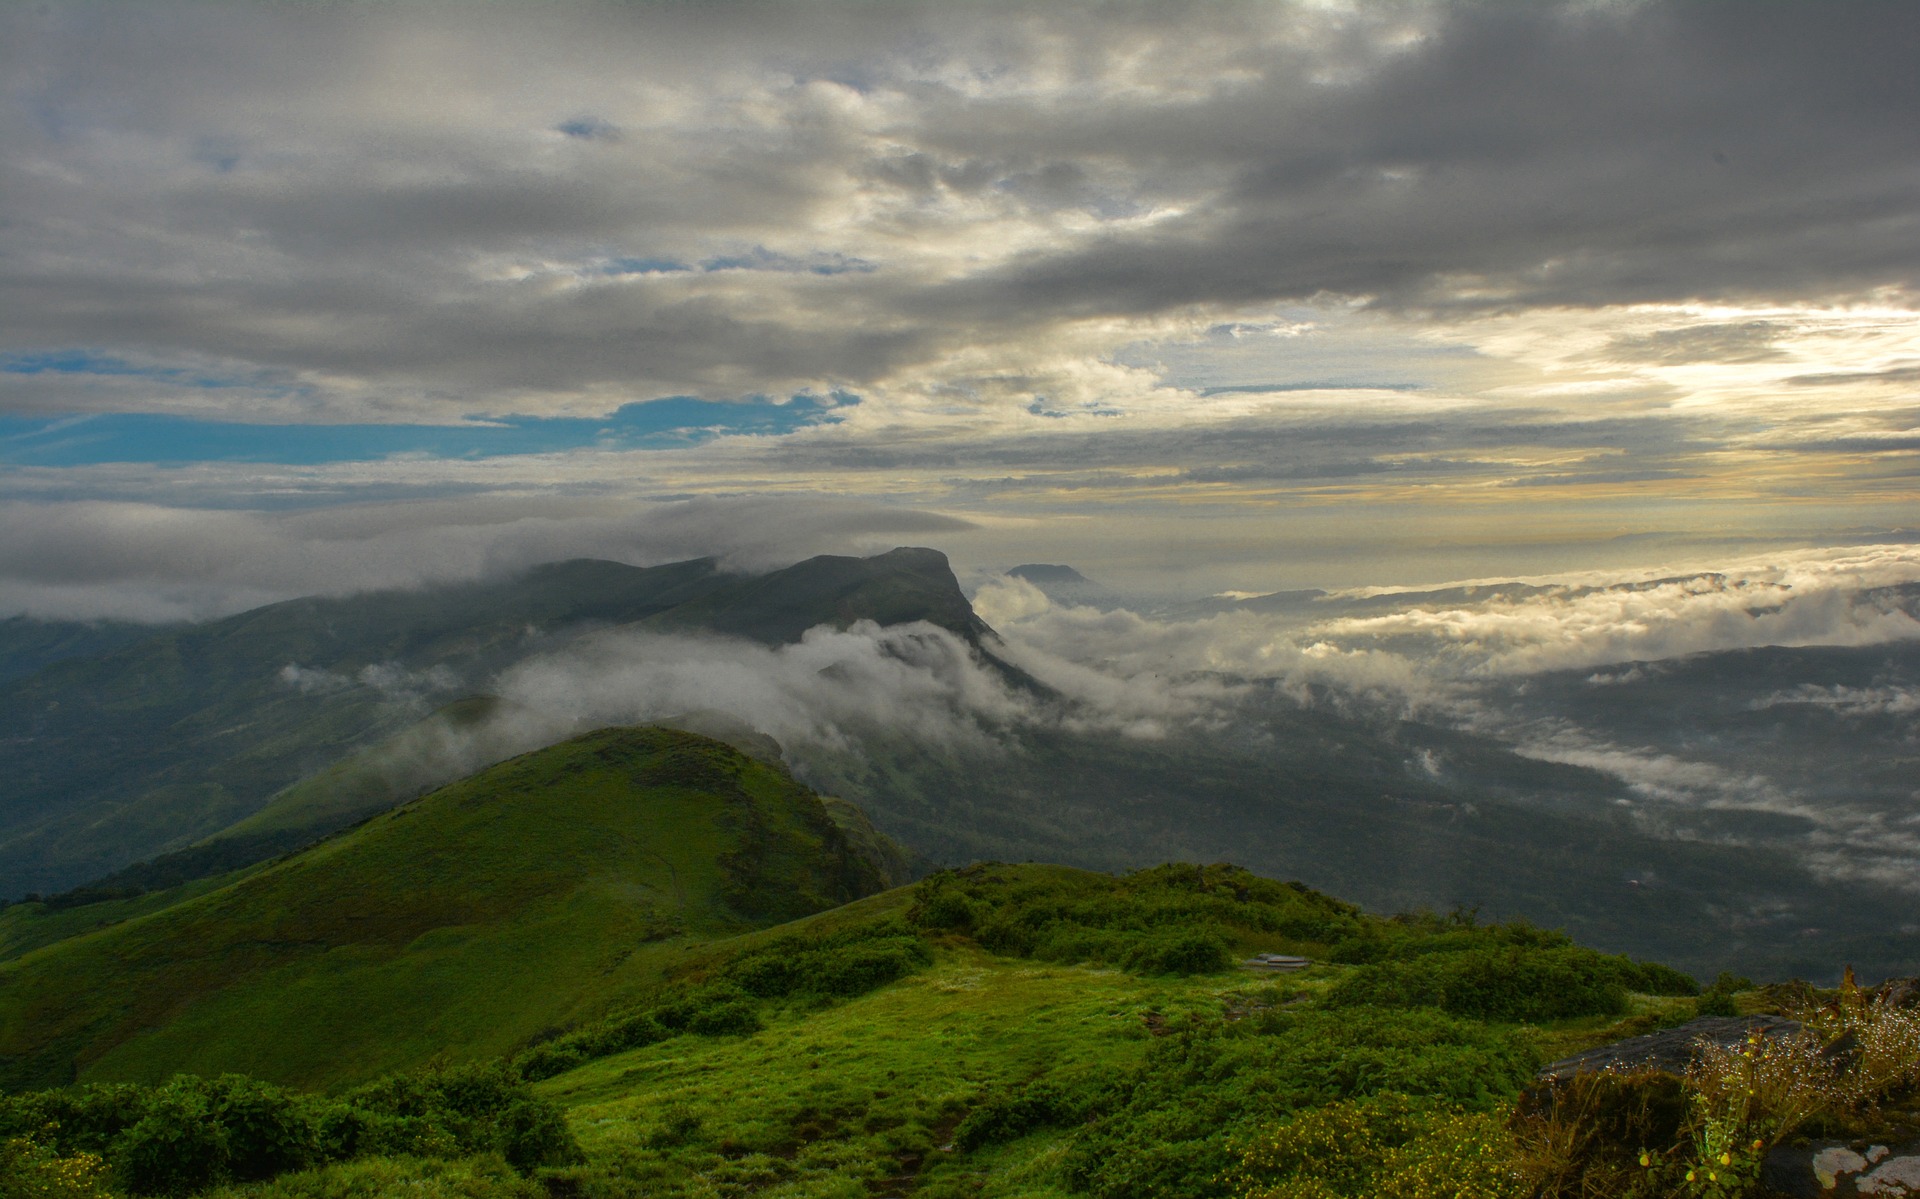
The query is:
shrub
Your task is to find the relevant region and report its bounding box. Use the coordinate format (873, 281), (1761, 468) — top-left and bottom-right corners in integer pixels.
(517, 1011), (669, 1082)
(114, 1083), (229, 1197)
(954, 1065), (1121, 1151)
(492, 1098), (582, 1174)
(0, 1083), (150, 1159)
(656, 985), (763, 1038)
(202, 1076), (314, 1182)
(0, 1133), (116, 1199)
(912, 887), (983, 932)
(0, 1064), (573, 1194)
(684, 996), (762, 1038)
(1232, 1094), (1527, 1199)
(910, 862), (1357, 977)
(1123, 929), (1232, 975)
(1634, 962), (1705, 998)
(1510, 1069), (1691, 1198)
(1694, 971), (1752, 1018)
(1060, 1008), (1535, 1199)
(723, 926), (931, 999)
(1328, 947), (1635, 1022)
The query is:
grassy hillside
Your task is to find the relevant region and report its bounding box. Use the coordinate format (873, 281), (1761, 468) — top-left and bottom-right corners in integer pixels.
(27, 863), (1905, 1199)
(0, 727), (906, 1092)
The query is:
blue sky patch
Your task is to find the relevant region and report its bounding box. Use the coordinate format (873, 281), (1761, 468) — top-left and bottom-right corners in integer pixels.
(0, 394), (855, 467)
(555, 116), (619, 140)
(2, 349), (278, 393)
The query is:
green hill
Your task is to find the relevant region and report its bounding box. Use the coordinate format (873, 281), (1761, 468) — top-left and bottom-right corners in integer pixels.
(0, 726), (907, 1092)
(0, 548), (982, 897)
(32, 861), (1901, 1199)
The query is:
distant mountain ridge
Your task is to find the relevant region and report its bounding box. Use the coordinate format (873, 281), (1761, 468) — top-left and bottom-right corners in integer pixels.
(1004, 563), (1124, 609)
(0, 547), (983, 896)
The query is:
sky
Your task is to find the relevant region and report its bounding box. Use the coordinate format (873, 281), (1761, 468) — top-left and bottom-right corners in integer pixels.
(2, 0), (1918, 621)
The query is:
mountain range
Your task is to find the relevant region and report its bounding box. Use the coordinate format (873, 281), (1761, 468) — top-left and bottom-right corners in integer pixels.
(3, 546), (1916, 982)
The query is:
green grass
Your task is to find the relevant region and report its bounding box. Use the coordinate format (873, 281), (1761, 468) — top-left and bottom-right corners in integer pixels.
(0, 727), (902, 1092)
(3, 860), (1768, 1199)
(540, 946), (1228, 1199)
(0, 868), (266, 965)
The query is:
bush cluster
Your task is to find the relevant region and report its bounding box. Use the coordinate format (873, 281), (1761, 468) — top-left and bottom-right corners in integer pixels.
(1324, 914), (1697, 1023)
(1231, 1093), (1527, 1199)
(721, 921), (932, 999)
(518, 920), (932, 1081)
(0, 1066), (580, 1196)
(952, 1064), (1122, 1152)
(911, 862), (1363, 976)
(947, 1005), (1535, 1199)
(515, 983), (758, 1082)
(1, 1132), (117, 1199)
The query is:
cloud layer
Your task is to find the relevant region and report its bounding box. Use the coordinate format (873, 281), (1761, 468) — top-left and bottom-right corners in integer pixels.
(4, 1), (1917, 422)
(3, 1), (1918, 605)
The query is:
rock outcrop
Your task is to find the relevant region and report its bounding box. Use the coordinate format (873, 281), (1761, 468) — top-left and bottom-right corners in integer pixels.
(1537, 1016), (1803, 1082)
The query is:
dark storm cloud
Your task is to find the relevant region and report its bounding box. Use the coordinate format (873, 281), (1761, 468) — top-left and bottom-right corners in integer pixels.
(928, 2), (1920, 321)
(2, 1), (1916, 421)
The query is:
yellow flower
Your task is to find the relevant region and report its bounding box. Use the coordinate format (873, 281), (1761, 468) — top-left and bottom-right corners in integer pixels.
(1720, 1152), (1732, 1166)
(1639, 1152), (1652, 1167)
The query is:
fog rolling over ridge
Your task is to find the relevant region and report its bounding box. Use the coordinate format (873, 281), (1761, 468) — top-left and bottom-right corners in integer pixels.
(307, 545), (1920, 976)
(4, 540), (1918, 979)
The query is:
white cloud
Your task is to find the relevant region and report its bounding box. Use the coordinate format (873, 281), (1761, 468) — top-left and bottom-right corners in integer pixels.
(494, 621), (1033, 759)
(1308, 545), (1920, 676)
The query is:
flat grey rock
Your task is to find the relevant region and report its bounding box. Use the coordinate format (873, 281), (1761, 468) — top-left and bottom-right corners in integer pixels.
(1875, 978), (1920, 1010)
(1763, 1140), (1920, 1196)
(1538, 1015), (1802, 1081)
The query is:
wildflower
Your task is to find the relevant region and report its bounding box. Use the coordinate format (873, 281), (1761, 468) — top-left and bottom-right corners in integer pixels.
(1639, 1152), (1652, 1167)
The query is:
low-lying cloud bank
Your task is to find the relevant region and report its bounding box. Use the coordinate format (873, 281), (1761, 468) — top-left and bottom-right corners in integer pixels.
(245, 538), (1915, 890)
(975, 543), (1920, 702)
(495, 621), (1031, 758)
(1310, 546), (1920, 676)
(963, 543), (1920, 887)
(0, 495), (974, 622)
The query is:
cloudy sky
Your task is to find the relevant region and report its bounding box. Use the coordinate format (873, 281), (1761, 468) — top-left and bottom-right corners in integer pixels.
(3, 0), (1918, 620)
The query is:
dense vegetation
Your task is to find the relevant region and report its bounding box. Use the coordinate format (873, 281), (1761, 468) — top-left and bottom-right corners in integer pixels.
(0, 1066), (577, 1196)
(30, 860), (1910, 1199)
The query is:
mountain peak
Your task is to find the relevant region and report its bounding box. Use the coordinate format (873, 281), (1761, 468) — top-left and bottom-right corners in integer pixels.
(1007, 563), (1092, 585)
